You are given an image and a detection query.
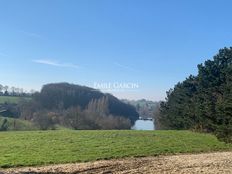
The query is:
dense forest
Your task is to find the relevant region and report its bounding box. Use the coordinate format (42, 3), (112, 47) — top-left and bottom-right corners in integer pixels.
(159, 47), (232, 143)
(18, 83), (139, 130)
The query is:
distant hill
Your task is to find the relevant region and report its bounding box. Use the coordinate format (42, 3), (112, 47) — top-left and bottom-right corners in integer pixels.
(34, 83), (139, 123)
(0, 96), (31, 118)
(122, 99), (160, 119)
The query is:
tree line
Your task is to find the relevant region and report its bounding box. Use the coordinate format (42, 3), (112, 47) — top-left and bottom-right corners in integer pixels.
(0, 84), (35, 97)
(122, 99), (160, 119)
(158, 47), (232, 143)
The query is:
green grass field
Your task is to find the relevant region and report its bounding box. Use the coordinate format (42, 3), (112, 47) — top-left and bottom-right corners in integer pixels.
(0, 96), (31, 104)
(0, 130), (231, 168)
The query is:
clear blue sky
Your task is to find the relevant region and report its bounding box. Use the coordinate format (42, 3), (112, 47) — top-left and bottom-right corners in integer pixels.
(0, 0), (232, 101)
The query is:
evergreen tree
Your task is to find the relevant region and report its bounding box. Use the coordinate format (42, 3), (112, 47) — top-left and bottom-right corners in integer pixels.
(159, 47), (232, 143)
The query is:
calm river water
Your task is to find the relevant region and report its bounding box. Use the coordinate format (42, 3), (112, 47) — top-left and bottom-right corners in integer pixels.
(132, 120), (155, 130)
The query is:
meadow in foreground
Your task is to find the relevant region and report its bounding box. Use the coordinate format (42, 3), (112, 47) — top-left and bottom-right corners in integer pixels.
(0, 130), (231, 168)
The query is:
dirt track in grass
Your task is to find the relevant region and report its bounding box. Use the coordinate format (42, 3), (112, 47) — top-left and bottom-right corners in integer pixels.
(1, 151), (232, 174)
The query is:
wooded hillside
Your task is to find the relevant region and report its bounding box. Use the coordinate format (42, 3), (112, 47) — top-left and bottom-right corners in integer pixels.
(20, 83), (139, 130)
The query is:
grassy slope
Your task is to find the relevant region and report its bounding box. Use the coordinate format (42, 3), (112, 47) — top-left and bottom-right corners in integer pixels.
(0, 96), (30, 104)
(0, 130), (231, 168)
(0, 117), (37, 131)
(0, 96), (21, 104)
